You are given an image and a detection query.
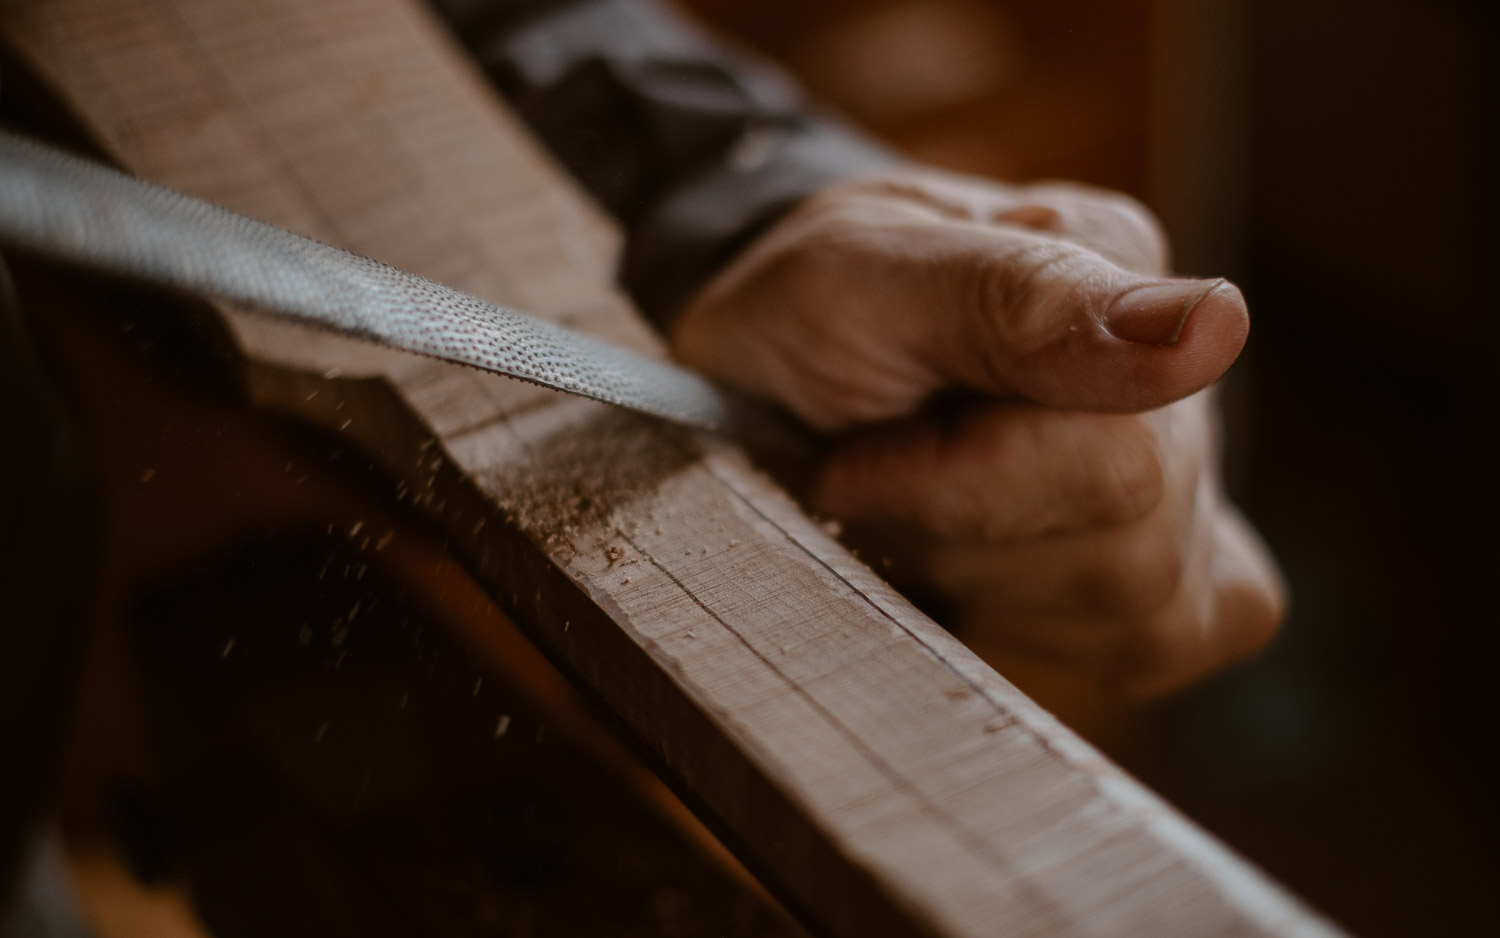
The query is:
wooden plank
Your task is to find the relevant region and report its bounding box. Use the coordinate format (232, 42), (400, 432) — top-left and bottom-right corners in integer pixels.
(0, 1), (1341, 935)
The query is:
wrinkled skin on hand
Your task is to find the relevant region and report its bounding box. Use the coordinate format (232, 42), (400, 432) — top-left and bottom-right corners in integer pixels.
(672, 170), (1285, 700)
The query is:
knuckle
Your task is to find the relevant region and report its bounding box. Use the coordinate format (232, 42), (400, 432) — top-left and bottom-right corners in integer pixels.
(1239, 604), (1284, 659)
(1019, 179), (1107, 203)
(1094, 189), (1161, 229)
(795, 179), (872, 221)
(1111, 543), (1289, 696)
(1096, 195), (1171, 271)
(1076, 531), (1185, 617)
(1080, 418), (1165, 526)
(1228, 573), (1288, 659)
(1028, 180), (1156, 224)
(1021, 182), (1170, 272)
(975, 239), (1095, 350)
(1112, 614), (1200, 695)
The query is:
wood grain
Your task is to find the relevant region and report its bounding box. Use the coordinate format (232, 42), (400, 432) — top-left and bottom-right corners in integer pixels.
(1, 1), (1341, 935)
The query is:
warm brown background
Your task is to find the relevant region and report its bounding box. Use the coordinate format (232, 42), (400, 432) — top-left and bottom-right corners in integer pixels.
(674, 1), (1500, 935)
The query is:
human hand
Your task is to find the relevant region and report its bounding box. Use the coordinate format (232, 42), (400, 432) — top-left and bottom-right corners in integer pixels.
(670, 170), (1284, 697)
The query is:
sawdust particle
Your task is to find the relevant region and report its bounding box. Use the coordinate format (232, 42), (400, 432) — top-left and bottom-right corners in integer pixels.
(486, 411), (696, 539)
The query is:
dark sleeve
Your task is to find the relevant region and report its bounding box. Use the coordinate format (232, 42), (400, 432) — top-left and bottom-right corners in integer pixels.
(426, 0), (899, 326)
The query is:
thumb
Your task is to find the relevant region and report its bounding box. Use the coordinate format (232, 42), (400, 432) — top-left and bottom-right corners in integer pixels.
(919, 226), (1249, 413)
(672, 200), (1249, 428)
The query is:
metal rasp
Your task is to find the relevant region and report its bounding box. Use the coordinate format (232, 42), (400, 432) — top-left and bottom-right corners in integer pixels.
(0, 129), (794, 442)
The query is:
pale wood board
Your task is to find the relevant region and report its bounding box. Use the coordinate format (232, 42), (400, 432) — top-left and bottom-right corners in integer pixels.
(1, 1), (1341, 935)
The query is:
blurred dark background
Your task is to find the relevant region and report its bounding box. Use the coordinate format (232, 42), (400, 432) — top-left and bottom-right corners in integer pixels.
(675, 0), (1500, 934)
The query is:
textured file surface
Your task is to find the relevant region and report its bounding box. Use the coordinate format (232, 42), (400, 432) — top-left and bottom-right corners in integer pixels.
(0, 131), (742, 431)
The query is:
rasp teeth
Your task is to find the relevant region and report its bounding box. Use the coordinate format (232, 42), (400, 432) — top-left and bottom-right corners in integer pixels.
(0, 129), (749, 434)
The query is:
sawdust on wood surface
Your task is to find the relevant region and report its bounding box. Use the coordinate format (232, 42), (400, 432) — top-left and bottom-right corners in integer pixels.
(487, 409), (700, 541)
